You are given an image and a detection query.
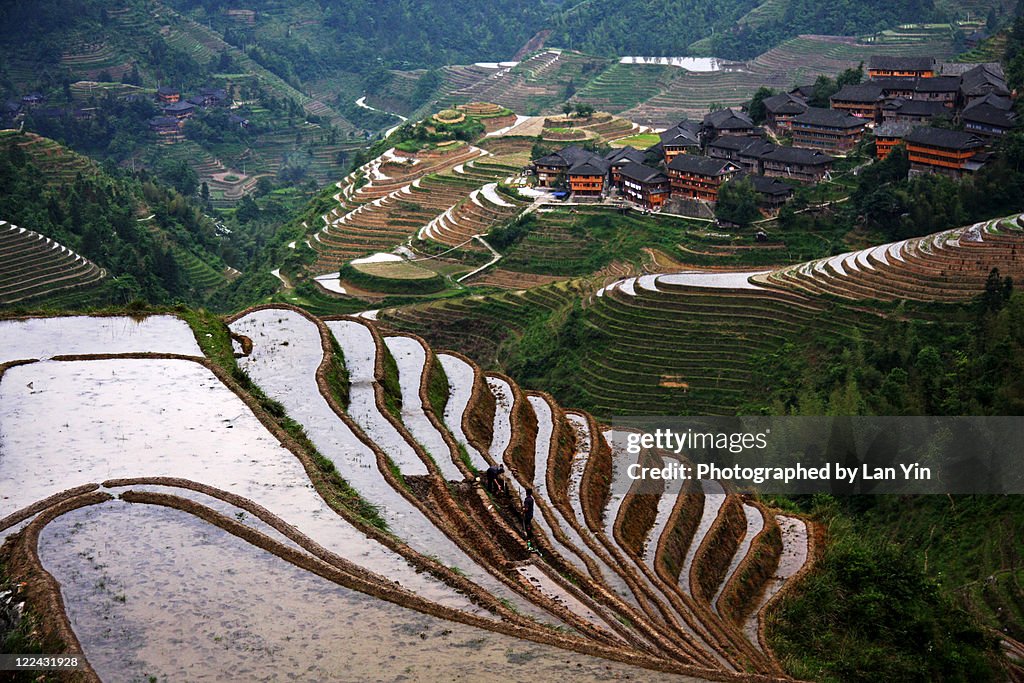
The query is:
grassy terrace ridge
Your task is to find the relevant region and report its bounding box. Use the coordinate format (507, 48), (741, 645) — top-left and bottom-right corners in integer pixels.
(180, 306), (390, 532)
(493, 205), (833, 276)
(573, 63), (679, 114)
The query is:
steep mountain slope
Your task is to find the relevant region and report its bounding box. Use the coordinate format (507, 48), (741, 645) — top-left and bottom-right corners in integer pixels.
(0, 131), (234, 307)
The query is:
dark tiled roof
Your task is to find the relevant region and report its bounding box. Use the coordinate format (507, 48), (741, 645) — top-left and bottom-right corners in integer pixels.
(163, 101), (195, 113)
(869, 56), (936, 72)
(660, 125), (700, 147)
(568, 160), (610, 176)
(905, 127), (986, 150)
(156, 86), (179, 96)
(534, 153), (568, 167)
(791, 107), (866, 129)
(557, 145), (600, 166)
(912, 76), (960, 93)
(964, 93), (1012, 112)
(667, 155), (739, 176)
(605, 146), (646, 165)
(938, 61), (1002, 77)
(831, 83), (884, 103)
(708, 136), (756, 152)
(747, 174), (794, 196)
(619, 162), (668, 184)
(761, 146), (834, 166)
(962, 104), (1017, 129)
(763, 93), (808, 114)
(884, 99), (948, 117)
(789, 85), (815, 98)
(534, 145), (605, 169)
(673, 119), (701, 136)
(738, 140), (775, 159)
(148, 116), (180, 127)
(871, 77), (918, 92)
(703, 108), (754, 130)
(960, 64), (1010, 97)
(874, 121), (917, 138)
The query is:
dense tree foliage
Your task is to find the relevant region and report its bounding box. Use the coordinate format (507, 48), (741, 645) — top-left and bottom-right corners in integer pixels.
(167, 0), (554, 73)
(715, 177), (761, 226)
(709, 0), (936, 59)
(548, 0), (935, 60)
(0, 138), (229, 305)
(770, 497), (1000, 683)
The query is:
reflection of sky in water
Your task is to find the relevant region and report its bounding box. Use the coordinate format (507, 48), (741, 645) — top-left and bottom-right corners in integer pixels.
(230, 310), (541, 620)
(40, 502), (698, 682)
(0, 315), (201, 363)
(0, 357), (469, 609)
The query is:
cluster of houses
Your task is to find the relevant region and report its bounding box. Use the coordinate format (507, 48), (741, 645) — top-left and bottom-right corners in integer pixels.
(532, 109), (827, 212)
(2, 91), (97, 124)
(534, 132), (797, 213)
(764, 56), (1016, 177)
(531, 54), (1017, 208)
(148, 85), (247, 142)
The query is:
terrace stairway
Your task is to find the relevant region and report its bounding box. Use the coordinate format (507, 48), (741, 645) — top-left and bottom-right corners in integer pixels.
(311, 145), (529, 271)
(0, 221), (106, 304)
(377, 214), (1024, 421)
(221, 305), (815, 681)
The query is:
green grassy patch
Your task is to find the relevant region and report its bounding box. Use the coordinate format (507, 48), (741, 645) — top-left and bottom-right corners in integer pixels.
(769, 496), (1002, 683)
(325, 334), (352, 410)
(427, 354), (450, 419)
(339, 261), (447, 295)
(610, 133), (660, 149)
(380, 342), (404, 419)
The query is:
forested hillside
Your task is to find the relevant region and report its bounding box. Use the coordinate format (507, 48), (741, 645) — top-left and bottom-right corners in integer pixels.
(0, 133), (234, 306)
(548, 0), (939, 59)
(164, 0), (555, 72)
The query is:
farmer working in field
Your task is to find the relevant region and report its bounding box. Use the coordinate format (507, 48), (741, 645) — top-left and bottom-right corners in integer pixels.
(523, 488), (535, 550)
(485, 463), (506, 494)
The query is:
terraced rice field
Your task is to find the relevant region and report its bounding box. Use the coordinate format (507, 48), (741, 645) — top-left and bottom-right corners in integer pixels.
(0, 131), (96, 186)
(59, 41), (133, 81)
(0, 221), (106, 305)
(574, 63), (680, 113)
(0, 307), (821, 679)
(624, 34), (955, 125)
(383, 215), (1024, 421)
(311, 145), (528, 271)
(440, 50), (610, 115)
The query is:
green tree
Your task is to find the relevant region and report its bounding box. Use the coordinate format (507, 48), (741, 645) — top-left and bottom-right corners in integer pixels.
(574, 102), (595, 118)
(809, 74), (838, 108)
(748, 86), (775, 125)
(836, 62), (864, 88)
(715, 177), (760, 226)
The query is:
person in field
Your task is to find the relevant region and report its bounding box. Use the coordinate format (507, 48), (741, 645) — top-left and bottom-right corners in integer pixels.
(485, 463), (506, 493)
(523, 488), (535, 549)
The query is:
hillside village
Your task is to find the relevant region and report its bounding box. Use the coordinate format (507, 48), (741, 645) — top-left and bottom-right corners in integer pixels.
(527, 55), (1015, 220)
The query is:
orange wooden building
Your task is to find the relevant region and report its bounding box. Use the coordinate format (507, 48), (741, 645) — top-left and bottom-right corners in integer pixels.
(904, 128), (987, 178)
(874, 121), (915, 160)
(667, 155), (740, 202)
(867, 56), (936, 79)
